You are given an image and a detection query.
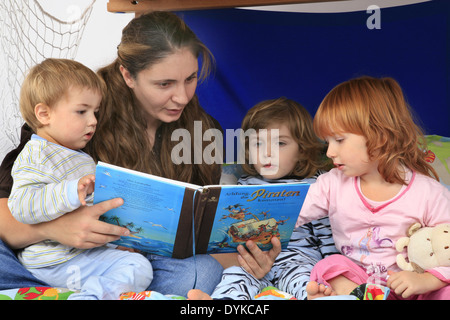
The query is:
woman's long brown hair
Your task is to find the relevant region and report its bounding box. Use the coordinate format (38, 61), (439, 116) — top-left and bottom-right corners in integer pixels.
(86, 11), (221, 185)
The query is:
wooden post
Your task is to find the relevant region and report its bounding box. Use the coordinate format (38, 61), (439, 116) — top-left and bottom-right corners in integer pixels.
(107, 0), (349, 13)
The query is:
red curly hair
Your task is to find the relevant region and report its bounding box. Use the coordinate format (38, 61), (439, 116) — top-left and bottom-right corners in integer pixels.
(313, 76), (438, 184)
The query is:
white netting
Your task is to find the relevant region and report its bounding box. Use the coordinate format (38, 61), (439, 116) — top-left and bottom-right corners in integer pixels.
(0, 0), (96, 162)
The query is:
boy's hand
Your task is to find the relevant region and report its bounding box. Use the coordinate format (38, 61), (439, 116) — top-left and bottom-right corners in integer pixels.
(78, 174), (95, 206)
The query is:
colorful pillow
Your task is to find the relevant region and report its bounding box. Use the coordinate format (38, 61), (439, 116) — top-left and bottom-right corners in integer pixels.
(425, 135), (450, 186)
(0, 287), (74, 300)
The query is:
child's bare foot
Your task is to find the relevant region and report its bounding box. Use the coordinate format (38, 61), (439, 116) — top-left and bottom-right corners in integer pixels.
(187, 289), (213, 300)
(306, 281), (336, 300)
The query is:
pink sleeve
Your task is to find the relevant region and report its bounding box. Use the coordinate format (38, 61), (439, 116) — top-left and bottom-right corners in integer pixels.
(296, 172), (331, 227)
(424, 182), (450, 227)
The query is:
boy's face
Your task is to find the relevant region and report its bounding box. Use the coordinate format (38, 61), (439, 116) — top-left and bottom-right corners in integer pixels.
(248, 123), (301, 180)
(37, 86), (101, 150)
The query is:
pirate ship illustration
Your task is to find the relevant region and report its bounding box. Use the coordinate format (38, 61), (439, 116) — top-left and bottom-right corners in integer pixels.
(220, 204), (289, 245)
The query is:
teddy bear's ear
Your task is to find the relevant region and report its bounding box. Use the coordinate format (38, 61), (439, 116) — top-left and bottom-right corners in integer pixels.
(407, 223), (422, 236)
(396, 237), (410, 252)
(396, 254), (414, 271)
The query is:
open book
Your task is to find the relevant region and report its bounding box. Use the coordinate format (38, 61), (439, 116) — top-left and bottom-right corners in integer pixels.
(94, 162), (311, 259)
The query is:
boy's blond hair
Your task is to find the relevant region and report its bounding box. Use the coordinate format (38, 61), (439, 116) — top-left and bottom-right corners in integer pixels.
(20, 58), (105, 131)
(241, 97), (330, 179)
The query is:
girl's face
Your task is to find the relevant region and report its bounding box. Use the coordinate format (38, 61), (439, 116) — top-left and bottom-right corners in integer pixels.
(325, 132), (379, 179)
(121, 48), (198, 128)
(249, 123), (301, 180)
(37, 86), (101, 150)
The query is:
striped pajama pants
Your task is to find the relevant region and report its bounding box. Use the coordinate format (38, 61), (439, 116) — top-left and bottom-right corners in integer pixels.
(211, 217), (338, 300)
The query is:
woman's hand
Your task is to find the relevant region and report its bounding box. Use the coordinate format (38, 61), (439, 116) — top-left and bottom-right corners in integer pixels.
(41, 197), (130, 249)
(237, 237), (281, 279)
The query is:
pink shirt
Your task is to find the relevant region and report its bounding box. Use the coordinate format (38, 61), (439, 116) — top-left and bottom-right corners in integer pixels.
(296, 168), (450, 283)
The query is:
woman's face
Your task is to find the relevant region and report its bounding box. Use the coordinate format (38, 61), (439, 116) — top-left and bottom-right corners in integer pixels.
(121, 47), (198, 126)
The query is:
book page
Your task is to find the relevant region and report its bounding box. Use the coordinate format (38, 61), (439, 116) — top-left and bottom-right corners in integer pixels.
(94, 162), (193, 256)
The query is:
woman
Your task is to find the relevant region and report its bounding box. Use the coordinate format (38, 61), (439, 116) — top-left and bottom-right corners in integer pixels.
(0, 11), (280, 296)
(89, 10), (225, 295)
(89, 11), (221, 185)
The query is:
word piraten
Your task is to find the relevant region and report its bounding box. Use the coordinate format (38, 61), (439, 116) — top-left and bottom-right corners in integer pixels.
(247, 188), (301, 202)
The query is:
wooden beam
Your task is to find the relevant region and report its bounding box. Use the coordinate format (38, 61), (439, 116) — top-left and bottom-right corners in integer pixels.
(107, 0), (349, 13)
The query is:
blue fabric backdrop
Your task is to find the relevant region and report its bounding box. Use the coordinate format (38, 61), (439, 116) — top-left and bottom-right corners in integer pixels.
(177, 0), (449, 154)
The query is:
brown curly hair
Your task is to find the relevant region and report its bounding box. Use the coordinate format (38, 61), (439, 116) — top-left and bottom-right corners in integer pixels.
(240, 97), (330, 179)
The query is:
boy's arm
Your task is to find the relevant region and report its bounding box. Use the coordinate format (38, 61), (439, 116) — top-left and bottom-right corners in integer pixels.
(8, 172), (80, 224)
(8, 166), (81, 224)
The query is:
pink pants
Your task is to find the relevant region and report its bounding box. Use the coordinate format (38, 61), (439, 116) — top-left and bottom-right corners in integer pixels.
(310, 254), (450, 300)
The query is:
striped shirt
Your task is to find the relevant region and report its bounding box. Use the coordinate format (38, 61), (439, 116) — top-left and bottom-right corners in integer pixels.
(237, 172), (338, 258)
(8, 135), (94, 268)
(209, 172), (338, 300)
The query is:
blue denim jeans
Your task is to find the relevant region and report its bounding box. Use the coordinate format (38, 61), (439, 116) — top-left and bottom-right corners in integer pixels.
(0, 240), (48, 290)
(0, 239), (223, 297)
(146, 253), (223, 296)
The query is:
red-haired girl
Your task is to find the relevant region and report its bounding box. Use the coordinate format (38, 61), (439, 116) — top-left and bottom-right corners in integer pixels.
(298, 76), (450, 300)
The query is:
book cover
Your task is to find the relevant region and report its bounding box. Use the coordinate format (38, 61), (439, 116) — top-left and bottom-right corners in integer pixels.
(204, 183), (308, 254)
(94, 162), (310, 258)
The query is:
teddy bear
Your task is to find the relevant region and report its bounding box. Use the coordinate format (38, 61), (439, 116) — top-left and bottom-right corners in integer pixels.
(395, 223), (450, 273)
